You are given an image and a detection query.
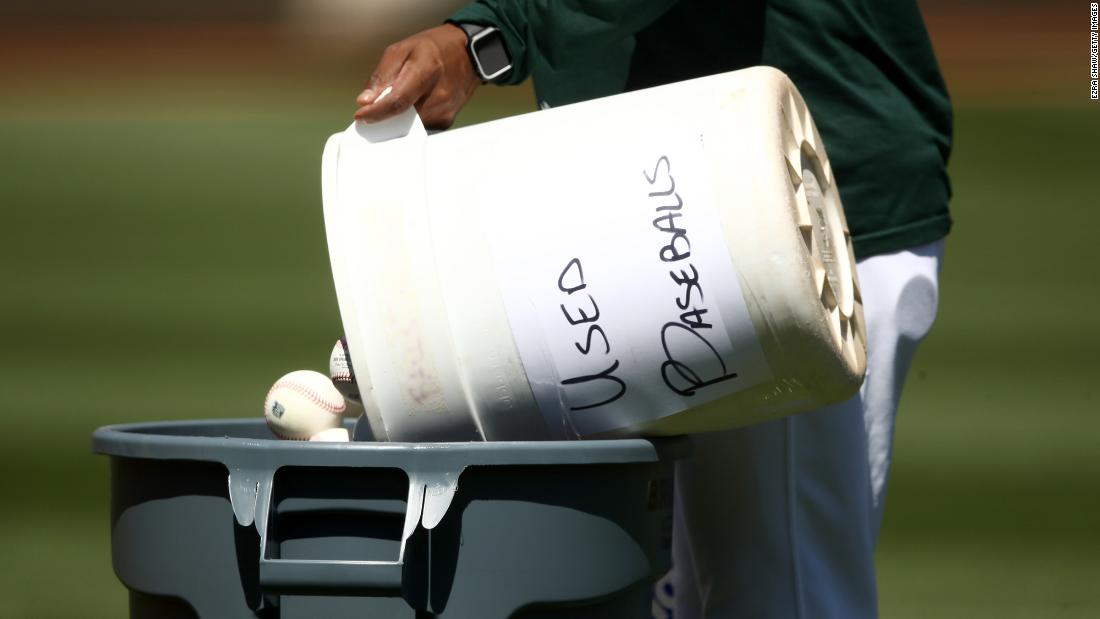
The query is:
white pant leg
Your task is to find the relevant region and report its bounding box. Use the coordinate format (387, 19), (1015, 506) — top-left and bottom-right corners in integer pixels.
(661, 239), (945, 619)
(860, 239), (944, 540)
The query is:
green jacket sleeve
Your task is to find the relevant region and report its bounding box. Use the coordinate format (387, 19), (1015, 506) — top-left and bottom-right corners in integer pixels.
(451, 0), (680, 100)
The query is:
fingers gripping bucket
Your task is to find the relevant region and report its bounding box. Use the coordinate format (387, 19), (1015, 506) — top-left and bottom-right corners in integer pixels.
(93, 420), (682, 618)
(324, 67), (866, 442)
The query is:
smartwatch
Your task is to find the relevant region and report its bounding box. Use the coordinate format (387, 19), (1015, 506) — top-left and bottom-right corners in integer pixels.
(451, 22), (513, 82)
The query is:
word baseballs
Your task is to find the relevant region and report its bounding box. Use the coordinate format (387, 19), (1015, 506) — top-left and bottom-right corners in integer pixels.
(264, 370), (346, 440)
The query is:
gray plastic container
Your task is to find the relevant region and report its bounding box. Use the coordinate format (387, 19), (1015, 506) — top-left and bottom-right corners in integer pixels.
(92, 419), (682, 618)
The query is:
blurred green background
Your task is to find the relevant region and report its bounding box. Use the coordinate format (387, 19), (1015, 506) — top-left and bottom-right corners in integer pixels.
(1, 1), (1096, 617)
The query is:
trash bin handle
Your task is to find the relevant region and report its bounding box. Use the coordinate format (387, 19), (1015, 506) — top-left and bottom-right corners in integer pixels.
(252, 470), (434, 597)
(258, 557), (404, 596)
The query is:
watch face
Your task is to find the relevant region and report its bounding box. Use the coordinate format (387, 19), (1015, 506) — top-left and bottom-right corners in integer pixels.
(472, 31), (511, 80)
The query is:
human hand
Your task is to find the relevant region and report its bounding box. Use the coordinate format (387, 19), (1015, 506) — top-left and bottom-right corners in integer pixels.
(353, 24), (481, 131)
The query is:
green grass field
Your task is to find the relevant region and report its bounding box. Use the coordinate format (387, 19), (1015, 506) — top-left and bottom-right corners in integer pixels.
(0, 83), (1096, 617)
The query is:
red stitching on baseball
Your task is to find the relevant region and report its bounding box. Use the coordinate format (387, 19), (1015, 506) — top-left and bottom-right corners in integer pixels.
(266, 378), (346, 416)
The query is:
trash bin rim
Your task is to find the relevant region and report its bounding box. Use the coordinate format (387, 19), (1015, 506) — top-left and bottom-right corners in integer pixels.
(92, 418), (681, 468)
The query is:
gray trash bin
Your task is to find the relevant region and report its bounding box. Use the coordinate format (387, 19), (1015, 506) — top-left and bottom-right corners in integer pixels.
(92, 419), (683, 618)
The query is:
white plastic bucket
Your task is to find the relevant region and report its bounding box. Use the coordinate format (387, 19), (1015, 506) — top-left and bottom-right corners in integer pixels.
(322, 67), (866, 441)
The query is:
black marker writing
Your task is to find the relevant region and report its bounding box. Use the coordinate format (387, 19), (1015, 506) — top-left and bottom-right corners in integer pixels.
(556, 257), (626, 411)
(644, 155), (737, 396)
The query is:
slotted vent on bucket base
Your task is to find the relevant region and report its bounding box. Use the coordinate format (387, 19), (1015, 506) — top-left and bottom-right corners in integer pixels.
(782, 93), (866, 372)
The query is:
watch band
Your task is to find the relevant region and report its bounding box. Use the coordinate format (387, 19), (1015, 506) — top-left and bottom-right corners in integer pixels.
(456, 22), (486, 41)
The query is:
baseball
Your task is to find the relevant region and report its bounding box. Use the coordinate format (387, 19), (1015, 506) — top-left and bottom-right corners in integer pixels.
(264, 370), (347, 440)
(329, 337), (362, 404)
